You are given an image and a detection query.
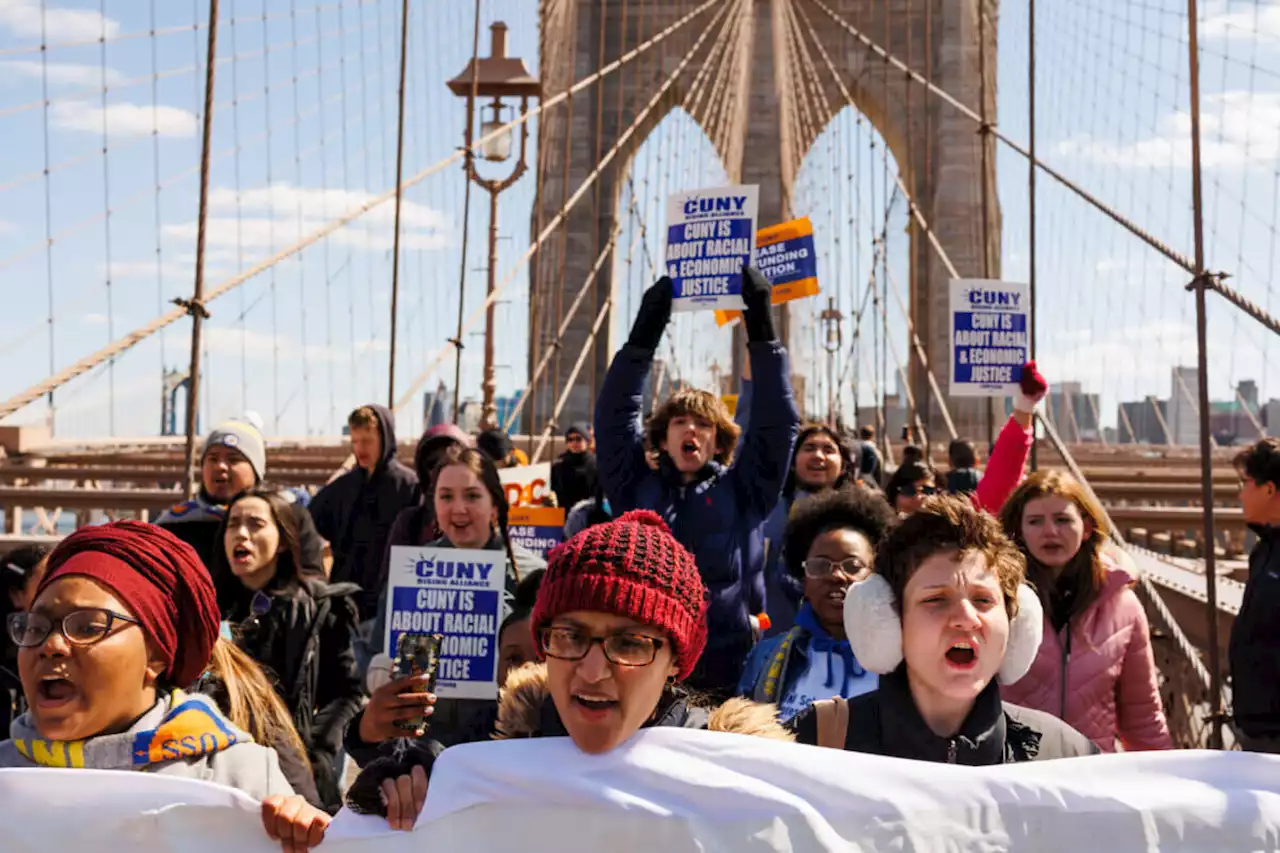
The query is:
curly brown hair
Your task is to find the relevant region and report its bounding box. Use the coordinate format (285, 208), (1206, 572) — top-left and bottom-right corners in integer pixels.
(875, 494), (1025, 617)
(646, 388), (741, 465)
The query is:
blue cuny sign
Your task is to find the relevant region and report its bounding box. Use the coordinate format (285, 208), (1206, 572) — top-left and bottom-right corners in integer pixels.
(384, 546), (506, 700)
(665, 185), (759, 312)
(949, 279), (1031, 397)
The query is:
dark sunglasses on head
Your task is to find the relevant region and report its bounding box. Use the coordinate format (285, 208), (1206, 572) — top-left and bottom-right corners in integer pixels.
(898, 482), (937, 498)
(7, 608), (140, 648)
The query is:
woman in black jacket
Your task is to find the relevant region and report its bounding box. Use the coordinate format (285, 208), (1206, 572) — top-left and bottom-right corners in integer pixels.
(215, 486), (364, 811)
(346, 510), (793, 829)
(792, 494), (1097, 763)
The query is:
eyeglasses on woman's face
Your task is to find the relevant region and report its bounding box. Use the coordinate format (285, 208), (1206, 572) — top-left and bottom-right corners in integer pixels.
(540, 626), (665, 667)
(7, 608), (140, 648)
(802, 556), (870, 581)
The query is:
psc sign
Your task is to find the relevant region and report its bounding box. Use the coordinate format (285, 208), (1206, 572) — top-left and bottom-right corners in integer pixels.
(503, 477), (550, 508)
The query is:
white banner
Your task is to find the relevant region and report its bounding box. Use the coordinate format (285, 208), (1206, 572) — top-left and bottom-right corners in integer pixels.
(4, 729), (1280, 852)
(498, 462), (553, 508)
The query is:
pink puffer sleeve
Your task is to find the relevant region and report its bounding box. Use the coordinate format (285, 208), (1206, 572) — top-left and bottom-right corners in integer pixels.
(972, 415), (1033, 515)
(1114, 590), (1174, 750)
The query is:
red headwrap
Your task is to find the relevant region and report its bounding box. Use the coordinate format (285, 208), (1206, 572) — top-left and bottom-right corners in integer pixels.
(36, 521), (220, 688)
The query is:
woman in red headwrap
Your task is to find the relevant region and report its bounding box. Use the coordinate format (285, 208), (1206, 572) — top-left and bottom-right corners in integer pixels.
(0, 521), (328, 852)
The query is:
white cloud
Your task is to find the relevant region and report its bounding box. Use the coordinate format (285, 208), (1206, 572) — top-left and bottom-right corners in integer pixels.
(163, 183), (454, 254)
(1203, 1), (1280, 42)
(102, 259), (199, 282)
(1, 60), (125, 88)
(0, 0), (119, 41)
(51, 101), (197, 138)
(1054, 91), (1280, 170)
(0, 219), (14, 234)
(203, 326), (389, 364)
(80, 312), (107, 325)
(1038, 320), (1198, 389)
(1092, 256), (1189, 287)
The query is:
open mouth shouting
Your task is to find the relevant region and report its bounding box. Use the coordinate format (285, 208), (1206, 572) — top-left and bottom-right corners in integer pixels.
(571, 692), (619, 721)
(35, 670), (78, 709)
(230, 542), (255, 567)
(944, 638), (980, 670)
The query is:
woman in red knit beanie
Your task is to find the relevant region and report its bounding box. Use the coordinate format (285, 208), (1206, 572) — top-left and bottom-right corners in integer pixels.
(352, 510), (793, 831)
(0, 521), (330, 852)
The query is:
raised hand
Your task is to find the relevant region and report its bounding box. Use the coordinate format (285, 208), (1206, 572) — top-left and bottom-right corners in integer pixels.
(626, 277), (674, 352)
(358, 672), (436, 742)
(740, 265), (776, 343)
(1014, 361), (1049, 414)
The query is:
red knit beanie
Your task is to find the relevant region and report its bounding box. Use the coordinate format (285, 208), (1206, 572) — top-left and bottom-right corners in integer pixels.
(36, 521), (220, 689)
(532, 510), (707, 680)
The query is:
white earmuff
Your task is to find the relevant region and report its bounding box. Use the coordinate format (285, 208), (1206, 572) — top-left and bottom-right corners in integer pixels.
(844, 574), (1045, 683)
(997, 584), (1044, 685)
(843, 573), (904, 675)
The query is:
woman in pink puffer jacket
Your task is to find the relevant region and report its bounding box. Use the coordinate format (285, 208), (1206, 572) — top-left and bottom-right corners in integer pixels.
(998, 471), (1173, 752)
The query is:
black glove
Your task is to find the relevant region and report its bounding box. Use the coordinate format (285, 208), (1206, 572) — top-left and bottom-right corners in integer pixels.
(627, 276), (673, 351)
(741, 265), (776, 343)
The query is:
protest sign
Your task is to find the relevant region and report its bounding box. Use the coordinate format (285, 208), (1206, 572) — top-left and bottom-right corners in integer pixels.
(6, 737), (1280, 853)
(715, 217), (820, 326)
(665, 185), (758, 312)
(506, 506), (565, 558)
(498, 462), (552, 508)
(384, 546), (505, 700)
(949, 279), (1030, 397)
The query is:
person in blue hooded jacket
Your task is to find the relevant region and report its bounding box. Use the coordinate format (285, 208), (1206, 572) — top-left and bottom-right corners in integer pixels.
(595, 268), (800, 695)
(738, 484), (895, 721)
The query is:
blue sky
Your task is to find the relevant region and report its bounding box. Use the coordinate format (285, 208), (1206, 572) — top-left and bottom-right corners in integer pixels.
(0, 0), (1276, 440)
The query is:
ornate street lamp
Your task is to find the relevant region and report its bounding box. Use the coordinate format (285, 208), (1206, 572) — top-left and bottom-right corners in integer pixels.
(447, 21), (540, 431)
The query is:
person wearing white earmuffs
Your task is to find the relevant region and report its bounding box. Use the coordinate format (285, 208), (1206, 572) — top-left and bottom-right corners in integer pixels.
(791, 495), (1098, 763)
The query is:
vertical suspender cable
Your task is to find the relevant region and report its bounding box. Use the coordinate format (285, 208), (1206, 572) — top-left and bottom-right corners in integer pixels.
(1185, 0), (1223, 751)
(452, 0), (483, 422)
(183, 0), (221, 499)
(387, 0), (411, 406)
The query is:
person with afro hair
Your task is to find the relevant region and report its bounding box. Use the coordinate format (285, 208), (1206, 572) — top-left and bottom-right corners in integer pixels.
(737, 485), (896, 721)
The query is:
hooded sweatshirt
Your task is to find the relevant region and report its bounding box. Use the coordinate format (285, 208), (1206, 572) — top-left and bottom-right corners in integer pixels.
(737, 602), (877, 722)
(310, 403), (419, 616)
(1231, 524), (1280, 739)
(0, 689), (293, 801)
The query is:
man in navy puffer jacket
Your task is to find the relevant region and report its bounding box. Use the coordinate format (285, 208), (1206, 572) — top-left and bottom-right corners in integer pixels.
(595, 268), (800, 694)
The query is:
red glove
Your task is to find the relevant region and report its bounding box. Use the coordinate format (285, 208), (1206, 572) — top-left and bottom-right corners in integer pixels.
(1014, 361), (1049, 413)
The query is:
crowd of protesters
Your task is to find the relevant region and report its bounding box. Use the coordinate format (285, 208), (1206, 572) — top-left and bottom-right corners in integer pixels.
(0, 267), (1275, 852)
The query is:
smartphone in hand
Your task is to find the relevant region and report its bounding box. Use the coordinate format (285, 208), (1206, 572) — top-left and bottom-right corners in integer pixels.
(393, 632), (442, 733)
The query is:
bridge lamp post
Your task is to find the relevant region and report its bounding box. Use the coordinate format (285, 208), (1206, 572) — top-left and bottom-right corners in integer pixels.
(447, 22), (539, 432)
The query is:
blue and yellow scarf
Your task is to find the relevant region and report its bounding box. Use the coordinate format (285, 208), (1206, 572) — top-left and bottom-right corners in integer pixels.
(9, 690), (249, 770)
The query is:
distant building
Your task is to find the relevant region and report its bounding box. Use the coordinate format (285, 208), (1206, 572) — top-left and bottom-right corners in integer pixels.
(422, 382), (449, 428)
(1117, 397), (1169, 444)
(1045, 381), (1102, 442)
(494, 392), (524, 434)
(1168, 366), (1200, 446)
(1265, 399), (1280, 432)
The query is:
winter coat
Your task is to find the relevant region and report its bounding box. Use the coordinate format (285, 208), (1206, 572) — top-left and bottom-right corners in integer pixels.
(858, 441), (883, 485)
(595, 341), (800, 692)
(792, 665), (1098, 763)
(309, 403), (419, 615)
(1001, 557), (1172, 752)
(222, 576), (365, 806)
(760, 491), (806, 637)
(348, 661), (793, 794)
(193, 671), (323, 809)
(564, 496), (612, 539)
(157, 489), (326, 580)
(550, 450), (598, 511)
(946, 467), (982, 496)
(0, 690), (293, 800)
(737, 603), (877, 721)
(1230, 524), (1280, 739)
(970, 416), (1033, 515)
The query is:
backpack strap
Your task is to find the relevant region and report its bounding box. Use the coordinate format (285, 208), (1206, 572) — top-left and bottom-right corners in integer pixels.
(813, 697), (850, 750)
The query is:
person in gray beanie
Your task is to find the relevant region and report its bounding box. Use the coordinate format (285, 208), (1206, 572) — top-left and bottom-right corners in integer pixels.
(157, 416), (326, 581)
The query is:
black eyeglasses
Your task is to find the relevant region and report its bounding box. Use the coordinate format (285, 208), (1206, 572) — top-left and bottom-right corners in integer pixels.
(802, 556), (870, 581)
(899, 483), (937, 498)
(7, 608), (140, 649)
(540, 626), (665, 667)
